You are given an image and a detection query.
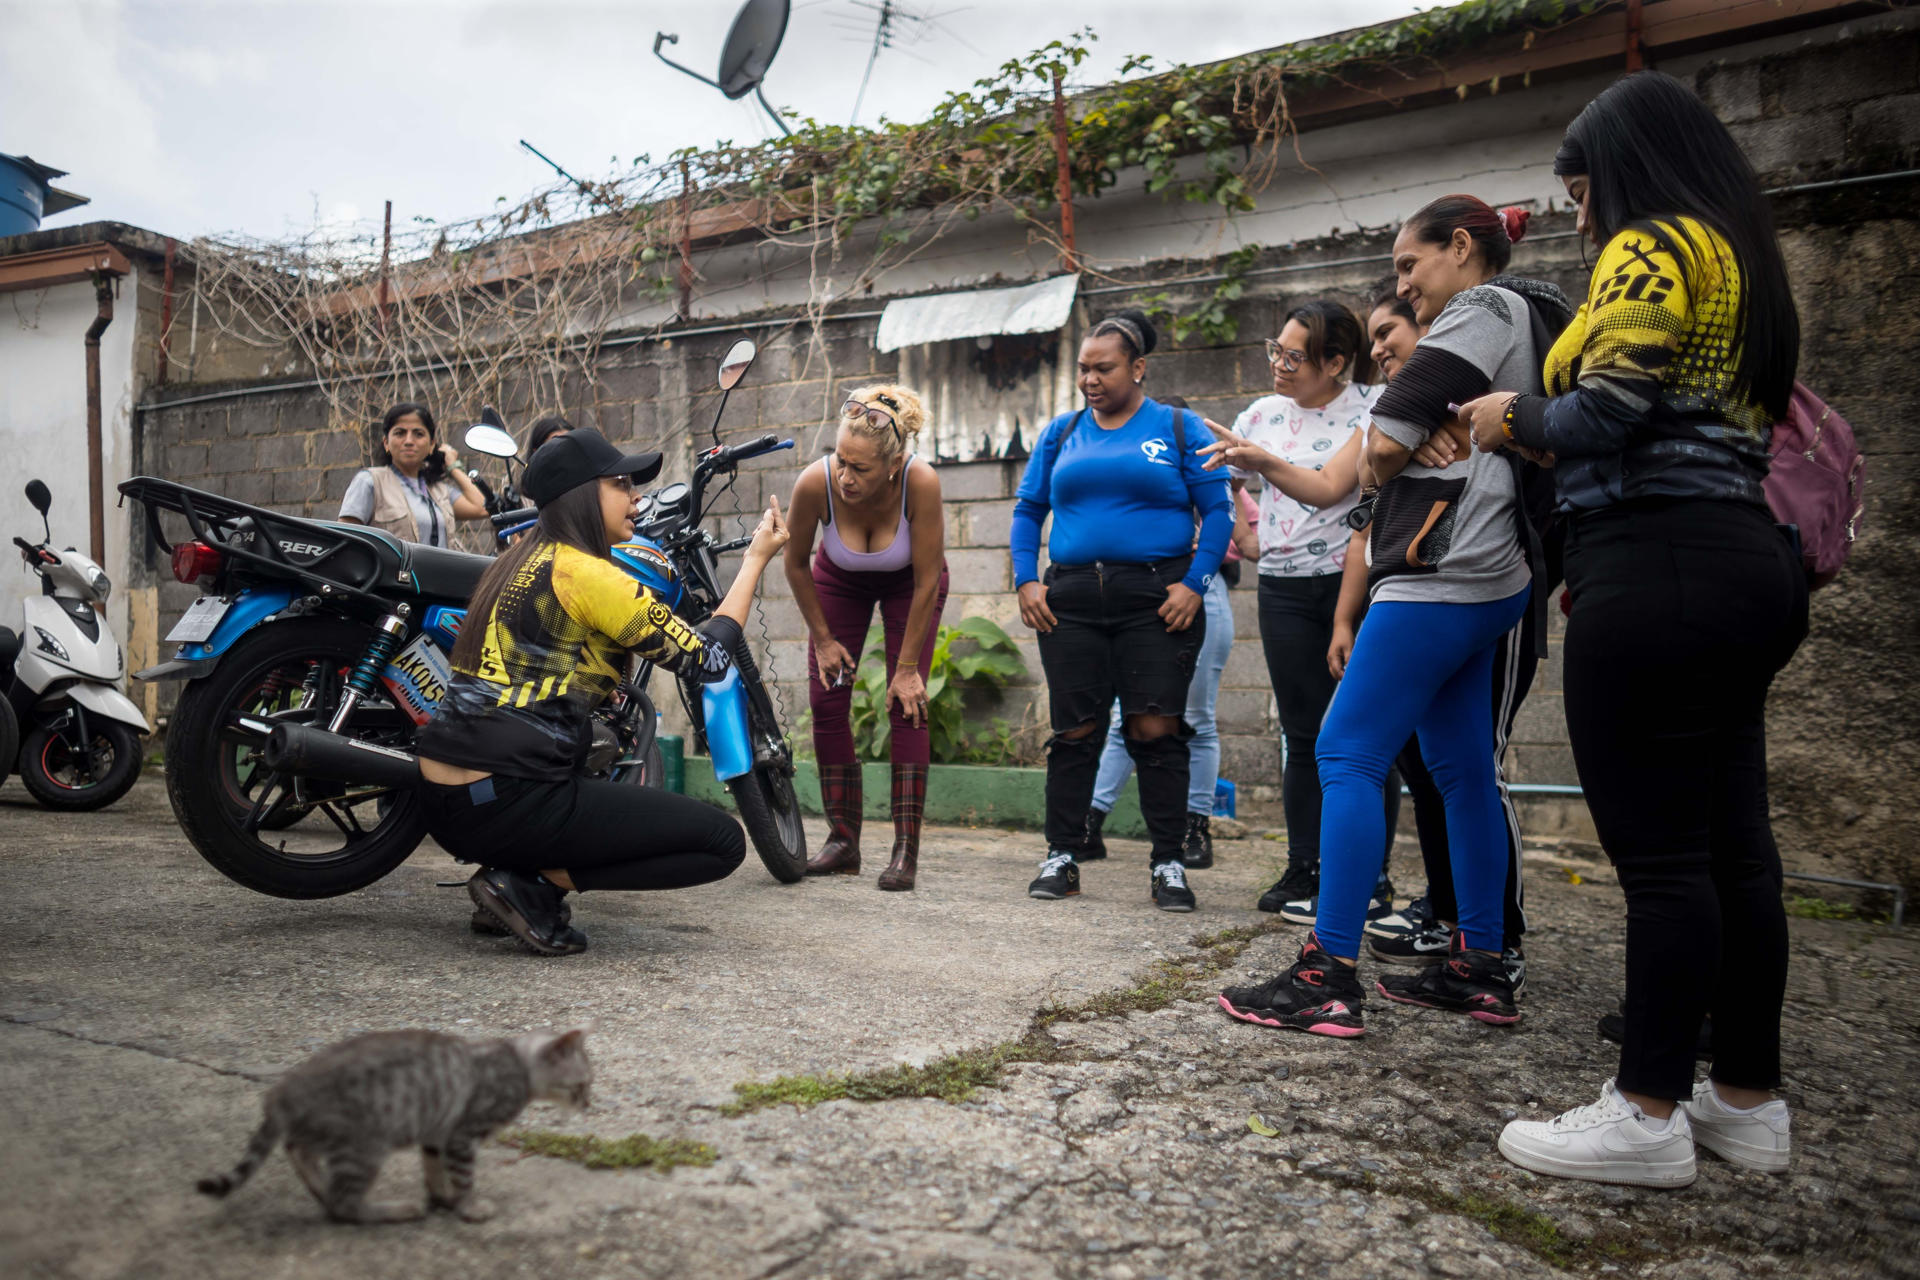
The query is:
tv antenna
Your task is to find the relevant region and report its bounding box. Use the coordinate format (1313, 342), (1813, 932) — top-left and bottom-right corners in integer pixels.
(654, 0), (794, 137)
(836, 2), (976, 128)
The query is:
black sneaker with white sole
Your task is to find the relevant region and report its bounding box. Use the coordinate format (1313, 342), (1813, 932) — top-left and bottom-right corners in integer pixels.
(1276, 877), (1395, 930)
(1503, 942), (1528, 1001)
(1151, 859), (1196, 912)
(1369, 895), (1451, 963)
(1366, 894), (1435, 942)
(1028, 851), (1081, 900)
(1257, 860), (1318, 913)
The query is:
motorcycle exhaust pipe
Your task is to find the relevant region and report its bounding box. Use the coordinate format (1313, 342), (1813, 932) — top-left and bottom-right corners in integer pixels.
(262, 723), (420, 789)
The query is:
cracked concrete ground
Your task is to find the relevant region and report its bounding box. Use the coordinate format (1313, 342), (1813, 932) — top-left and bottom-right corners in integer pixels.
(1, 777), (1915, 1279)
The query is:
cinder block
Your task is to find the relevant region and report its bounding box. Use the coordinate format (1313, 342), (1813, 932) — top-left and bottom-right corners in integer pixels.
(271, 469), (326, 505)
(1504, 741), (1581, 788)
(312, 429), (364, 468)
(1850, 93), (1920, 165)
(1509, 690), (1568, 748)
(1213, 687), (1273, 736)
(1697, 60), (1763, 124)
(1730, 111), (1847, 179)
(1222, 642), (1273, 691)
(253, 434), (311, 470)
(225, 472), (272, 507)
(1772, 37), (1919, 116)
(960, 501), (1014, 549)
(944, 547), (1011, 595)
(760, 379), (832, 430)
(933, 460), (1015, 501)
(596, 362), (662, 404)
(165, 444), (209, 476)
(1219, 733), (1280, 787)
(753, 594), (809, 642)
(1158, 345), (1242, 403)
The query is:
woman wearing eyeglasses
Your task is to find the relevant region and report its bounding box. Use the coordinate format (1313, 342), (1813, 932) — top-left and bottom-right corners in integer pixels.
(784, 385), (949, 891)
(1196, 301), (1391, 924)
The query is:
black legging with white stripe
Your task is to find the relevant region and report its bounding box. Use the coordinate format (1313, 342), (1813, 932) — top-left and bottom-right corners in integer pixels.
(1395, 605), (1536, 942)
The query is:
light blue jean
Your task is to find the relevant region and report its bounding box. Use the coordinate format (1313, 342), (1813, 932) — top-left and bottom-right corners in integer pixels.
(1091, 574), (1234, 816)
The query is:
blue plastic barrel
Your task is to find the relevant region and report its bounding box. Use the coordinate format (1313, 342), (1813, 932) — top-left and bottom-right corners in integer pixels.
(0, 154), (47, 238)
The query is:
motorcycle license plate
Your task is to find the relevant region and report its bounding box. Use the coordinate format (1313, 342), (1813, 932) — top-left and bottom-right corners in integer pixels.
(166, 596), (231, 644)
(380, 632), (453, 726)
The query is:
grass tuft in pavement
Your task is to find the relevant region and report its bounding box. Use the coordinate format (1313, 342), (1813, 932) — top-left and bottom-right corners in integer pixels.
(1400, 1185), (1653, 1270)
(501, 1129), (717, 1171)
(720, 919), (1288, 1115)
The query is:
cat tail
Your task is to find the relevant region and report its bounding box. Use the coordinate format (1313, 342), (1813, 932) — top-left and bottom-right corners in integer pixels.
(196, 1109), (284, 1198)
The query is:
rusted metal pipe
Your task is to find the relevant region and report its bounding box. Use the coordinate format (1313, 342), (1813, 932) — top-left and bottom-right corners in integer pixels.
(678, 160), (695, 321)
(377, 199), (393, 333)
(1051, 71), (1078, 273)
(84, 272), (113, 566)
(1625, 0), (1645, 70)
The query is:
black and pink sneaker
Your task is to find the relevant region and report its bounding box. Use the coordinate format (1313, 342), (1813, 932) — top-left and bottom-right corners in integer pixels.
(1375, 930), (1519, 1025)
(1217, 932), (1367, 1038)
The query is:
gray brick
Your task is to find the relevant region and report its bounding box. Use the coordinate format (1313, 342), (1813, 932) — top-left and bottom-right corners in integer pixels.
(312, 429), (365, 468)
(944, 547), (1010, 595)
(1221, 642), (1272, 691)
(165, 443), (209, 476)
(1730, 112), (1847, 180)
(1219, 734), (1280, 787)
(1773, 37), (1919, 116)
(934, 460), (1013, 501)
(760, 379), (832, 429)
(253, 434), (311, 470)
(1509, 691), (1568, 748)
(1213, 688), (1272, 736)
(959, 501), (1013, 549)
(224, 471), (272, 506)
(1850, 93), (1920, 165)
(596, 361), (661, 405)
(1157, 345), (1241, 403)
(1697, 60), (1763, 124)
(271, 468), (326, 505)
(1505, 741), (1581, 788)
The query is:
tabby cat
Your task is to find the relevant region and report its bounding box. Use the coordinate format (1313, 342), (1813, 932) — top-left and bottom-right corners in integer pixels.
(198, 1027), (591, 1223)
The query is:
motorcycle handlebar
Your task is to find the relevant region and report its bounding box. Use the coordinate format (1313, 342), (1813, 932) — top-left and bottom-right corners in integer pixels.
(490, 506), (537, 529)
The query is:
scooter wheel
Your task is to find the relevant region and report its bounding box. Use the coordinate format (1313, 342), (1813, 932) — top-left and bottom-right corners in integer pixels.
(20, 719), (143, 811)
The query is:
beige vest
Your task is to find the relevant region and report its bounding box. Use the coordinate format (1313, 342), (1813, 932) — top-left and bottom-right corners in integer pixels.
(367, 466), (458, 546)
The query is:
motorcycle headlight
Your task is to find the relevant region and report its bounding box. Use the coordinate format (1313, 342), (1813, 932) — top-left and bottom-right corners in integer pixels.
(86, 565), (112, 603)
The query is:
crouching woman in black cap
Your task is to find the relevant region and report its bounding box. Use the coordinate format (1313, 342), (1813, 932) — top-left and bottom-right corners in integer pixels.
(415, 428), (789, 955)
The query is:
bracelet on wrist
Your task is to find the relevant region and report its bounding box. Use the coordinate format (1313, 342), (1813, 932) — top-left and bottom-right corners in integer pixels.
(1500, 396), (1520, 442)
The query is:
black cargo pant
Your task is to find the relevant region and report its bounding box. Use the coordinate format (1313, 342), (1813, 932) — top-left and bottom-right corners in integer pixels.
(1037, 559), (1202, 864)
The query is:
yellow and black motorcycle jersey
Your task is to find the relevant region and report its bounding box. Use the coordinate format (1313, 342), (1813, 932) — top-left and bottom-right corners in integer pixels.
(417, 541), (737, 780)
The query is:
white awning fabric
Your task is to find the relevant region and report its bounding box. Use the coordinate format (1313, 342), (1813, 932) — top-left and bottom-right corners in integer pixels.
(873, 273), (1080, 353)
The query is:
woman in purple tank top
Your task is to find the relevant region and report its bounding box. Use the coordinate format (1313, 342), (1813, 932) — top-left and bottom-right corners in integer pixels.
(784, 385), (949, 891)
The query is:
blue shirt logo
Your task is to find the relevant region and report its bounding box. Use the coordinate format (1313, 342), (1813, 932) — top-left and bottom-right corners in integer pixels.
(1140, 438), (1175, 466)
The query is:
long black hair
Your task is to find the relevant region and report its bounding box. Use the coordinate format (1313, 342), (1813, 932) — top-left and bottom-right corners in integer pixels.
(1281, 298), (1373, 385)
(378, 402), (447, 482)
(449, 479), (610, 671)
(526, 415), (573, 457)
(1556, 70), (1799, 416)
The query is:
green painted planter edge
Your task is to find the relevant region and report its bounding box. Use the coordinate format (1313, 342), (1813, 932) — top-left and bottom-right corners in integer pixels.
(681, 756), (1151, 838)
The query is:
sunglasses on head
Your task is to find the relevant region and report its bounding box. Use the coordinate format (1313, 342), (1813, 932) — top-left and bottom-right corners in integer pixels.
(843, 397), (903, 439)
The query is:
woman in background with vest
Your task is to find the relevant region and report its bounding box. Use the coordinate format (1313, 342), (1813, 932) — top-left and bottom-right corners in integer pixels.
(785, 385), (949, 892)
(1012, 310), (1232, 913)
(339, 403), (488, 547)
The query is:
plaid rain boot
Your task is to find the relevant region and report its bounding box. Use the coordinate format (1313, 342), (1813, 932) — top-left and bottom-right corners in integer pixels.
(878, 762), (927, 891)
(806, 762), (863, 875)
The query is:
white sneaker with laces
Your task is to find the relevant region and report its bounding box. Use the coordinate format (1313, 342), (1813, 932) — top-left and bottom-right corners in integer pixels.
(1498, 1078), (1697, 1187)
(1681, 1080), (1790, 1172)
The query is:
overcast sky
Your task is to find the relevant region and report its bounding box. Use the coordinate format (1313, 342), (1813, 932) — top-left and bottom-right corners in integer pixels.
(8, 0), (1426, 244)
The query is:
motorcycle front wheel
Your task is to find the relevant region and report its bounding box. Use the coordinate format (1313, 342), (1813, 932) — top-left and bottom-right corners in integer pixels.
(166, 619), (427, 898)
(724, 692), (807, 882)
(19, 716), (142, 811)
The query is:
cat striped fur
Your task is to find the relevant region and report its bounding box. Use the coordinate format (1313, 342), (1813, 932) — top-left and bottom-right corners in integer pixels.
(197, 1027), (590, 1223)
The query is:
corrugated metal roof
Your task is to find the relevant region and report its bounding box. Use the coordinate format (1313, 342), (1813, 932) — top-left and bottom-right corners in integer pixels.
(874, 273), (1079, 353)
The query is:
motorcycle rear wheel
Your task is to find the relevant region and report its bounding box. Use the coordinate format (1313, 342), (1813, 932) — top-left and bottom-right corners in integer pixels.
(725, 691), (807, 882)
(19, 717), (141, 811)
(166, 619), (427, 899)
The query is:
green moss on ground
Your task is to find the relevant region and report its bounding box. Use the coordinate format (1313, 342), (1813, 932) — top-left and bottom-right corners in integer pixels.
(501, 1129), (716, 1172)
(720, 919), (1286, 1115)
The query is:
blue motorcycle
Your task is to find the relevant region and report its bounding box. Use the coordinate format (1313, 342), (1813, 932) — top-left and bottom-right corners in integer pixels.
(119, 339), (808, 898)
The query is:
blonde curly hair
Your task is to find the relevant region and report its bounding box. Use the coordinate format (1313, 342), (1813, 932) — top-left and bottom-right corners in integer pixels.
(841, 384), (928, 460)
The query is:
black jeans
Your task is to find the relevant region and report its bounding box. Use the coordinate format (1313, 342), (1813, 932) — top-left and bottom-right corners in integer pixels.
(1396, 603), (1537, 941)
(1037, 559), (1202, 863)
(419, 773), (746, 892)
(1562, 498), (1808, 1099)
(1258, 574), (1399, 869)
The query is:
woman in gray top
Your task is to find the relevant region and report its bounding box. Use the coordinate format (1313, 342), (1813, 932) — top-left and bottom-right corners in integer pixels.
(1219, 195), (1568, 1041)
(339, 403), (489, 548)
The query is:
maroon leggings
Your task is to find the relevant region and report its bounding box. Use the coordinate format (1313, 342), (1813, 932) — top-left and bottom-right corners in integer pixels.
(807, 551), (949, 765)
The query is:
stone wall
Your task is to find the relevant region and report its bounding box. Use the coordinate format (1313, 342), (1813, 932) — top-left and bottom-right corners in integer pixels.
(136, 19), (1920, 891)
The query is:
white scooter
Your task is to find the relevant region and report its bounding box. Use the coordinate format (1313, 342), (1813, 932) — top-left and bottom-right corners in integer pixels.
(0, 479), (149, 809)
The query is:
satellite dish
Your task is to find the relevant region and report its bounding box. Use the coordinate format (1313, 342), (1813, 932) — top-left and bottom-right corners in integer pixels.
(718, 0), (790, 100)
(654, 0), (792, 136)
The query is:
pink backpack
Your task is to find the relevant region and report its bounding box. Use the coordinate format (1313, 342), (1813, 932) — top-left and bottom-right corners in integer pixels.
(1766, 384), (1865, 589)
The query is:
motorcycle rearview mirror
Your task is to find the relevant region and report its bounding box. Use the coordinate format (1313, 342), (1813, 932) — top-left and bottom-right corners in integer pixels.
(24, 479), (51, 539)
(464, 423), (520, 460)
(710, 338), (758, 446)
(717, 339), (756, 391)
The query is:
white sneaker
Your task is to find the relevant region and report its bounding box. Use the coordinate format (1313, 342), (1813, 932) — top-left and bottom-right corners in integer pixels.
(1498, 1078), (1698, 1187)
(1681, 1080), (1790, 1172)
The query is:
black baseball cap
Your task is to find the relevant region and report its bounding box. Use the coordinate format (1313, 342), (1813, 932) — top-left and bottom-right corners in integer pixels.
(523, 427), (662, 506)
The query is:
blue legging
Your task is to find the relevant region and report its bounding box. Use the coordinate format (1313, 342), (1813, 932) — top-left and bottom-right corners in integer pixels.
(1314, 587), (1530, 961)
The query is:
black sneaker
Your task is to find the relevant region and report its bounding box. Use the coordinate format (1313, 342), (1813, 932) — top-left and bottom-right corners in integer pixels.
(1598, 1006), (1714, 1059)
(1217, 931), (1366, 1038)
(1274, 878), (1393, 929)
(1151, 859), (1196, 912)
(1257, 860), (1318, 913)
(467, 868), (587, 956)
(1375, 930), (1518, 1024)
(1028, 851), (1081, 900)
(1180, 813), (1214, 869)
(471, 898), (573, 937)
(1080, 809), (1109, 861)
(1368, 897), (1451, 965)
(1503, 942), (1527, 1001)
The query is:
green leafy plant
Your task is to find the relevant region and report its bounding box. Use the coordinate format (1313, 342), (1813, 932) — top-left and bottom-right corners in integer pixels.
(847, 616), (1026, 763)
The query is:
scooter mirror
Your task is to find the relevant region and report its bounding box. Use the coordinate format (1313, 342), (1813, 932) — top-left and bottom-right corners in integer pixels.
(464, 424), (520, 459)
(717, 339), (757, 391)
(24, 479), (51, 515)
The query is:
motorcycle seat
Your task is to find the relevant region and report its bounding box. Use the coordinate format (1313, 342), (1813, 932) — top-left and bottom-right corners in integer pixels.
(403, 542), (492, 601)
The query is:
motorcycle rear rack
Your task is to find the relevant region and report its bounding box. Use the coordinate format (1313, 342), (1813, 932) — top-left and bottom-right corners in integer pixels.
(119, 476), (401, 609)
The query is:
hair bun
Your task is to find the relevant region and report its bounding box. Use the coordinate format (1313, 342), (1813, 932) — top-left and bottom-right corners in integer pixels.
(1498, 206), (1531, 244)
(1115, 308), (1158, 356)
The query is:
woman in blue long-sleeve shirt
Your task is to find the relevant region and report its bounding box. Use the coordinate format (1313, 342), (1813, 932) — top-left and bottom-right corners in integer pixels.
(1010, 309), (1232, 912)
